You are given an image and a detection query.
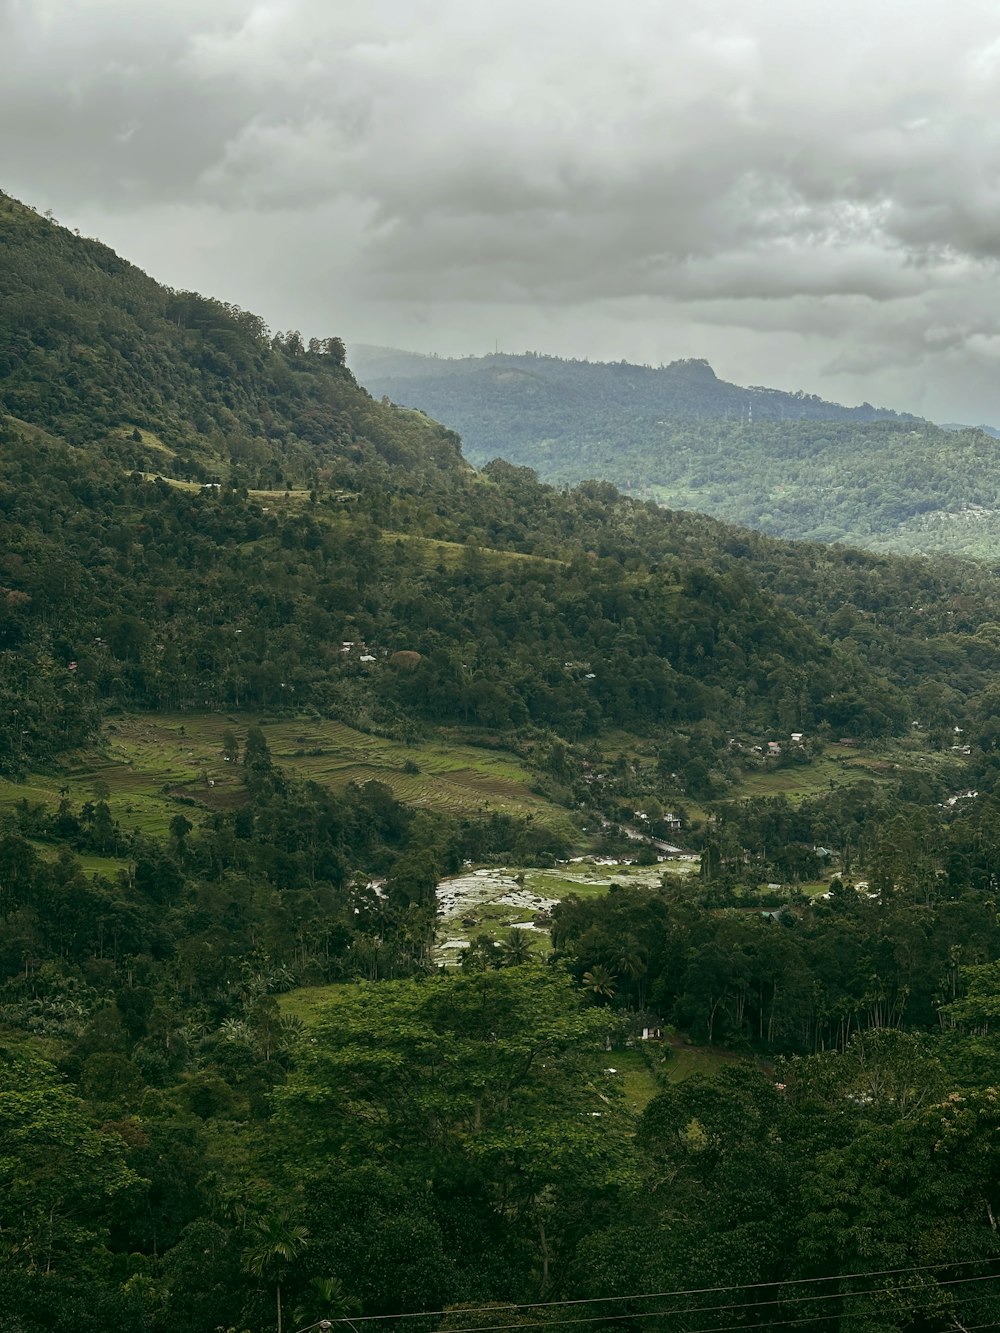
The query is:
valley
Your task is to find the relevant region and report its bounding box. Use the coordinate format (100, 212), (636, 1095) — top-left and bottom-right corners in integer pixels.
(4, 186), (1000, 1333)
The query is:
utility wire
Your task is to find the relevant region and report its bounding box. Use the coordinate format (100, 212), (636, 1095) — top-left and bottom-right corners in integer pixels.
(326, 1257), (999, 1327)
(662, 1272), (1000, 1333)
(372, 1271), (1000, 1333)
(679, 1304), (1000, 1333)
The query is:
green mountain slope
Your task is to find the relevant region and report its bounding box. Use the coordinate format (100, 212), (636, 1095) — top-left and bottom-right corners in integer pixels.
(5, 182), (1000, 783)
(350, 345), (1000, 554)
(0, 191), (464, 486)
(0, 189), (918, 772)
(5, 189), (1000, 785)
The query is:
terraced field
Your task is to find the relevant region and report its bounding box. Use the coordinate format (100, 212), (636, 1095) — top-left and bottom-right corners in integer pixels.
(0, 712), (574, 840)
(732, 739), (964, 803)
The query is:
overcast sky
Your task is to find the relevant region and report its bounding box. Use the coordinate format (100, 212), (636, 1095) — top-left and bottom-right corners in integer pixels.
(4, 0), (1000, 422)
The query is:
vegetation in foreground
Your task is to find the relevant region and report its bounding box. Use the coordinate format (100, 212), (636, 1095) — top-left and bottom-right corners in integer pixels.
(6, 726), (1000, 1331)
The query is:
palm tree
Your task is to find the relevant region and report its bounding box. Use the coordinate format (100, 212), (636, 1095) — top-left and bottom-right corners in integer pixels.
(294, 1275), (360, 1328)
(608, 936), (648, 1008)
(501, 927), (533, 967)
(581, 965), (616, 1002)
(242, 1213), (309, 1333)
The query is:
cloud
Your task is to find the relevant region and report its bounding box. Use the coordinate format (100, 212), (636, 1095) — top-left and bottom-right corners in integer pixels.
(4, 0), (1000, 419)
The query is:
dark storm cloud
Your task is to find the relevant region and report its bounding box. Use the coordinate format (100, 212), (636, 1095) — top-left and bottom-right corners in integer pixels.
(4, 0), (1000, 419)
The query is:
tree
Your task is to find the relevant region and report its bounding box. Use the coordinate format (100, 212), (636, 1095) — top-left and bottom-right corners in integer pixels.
(581, 965), (616, 1003)
(500, 928), (533, 967)
(244, 725), (273, 774)
(169, 813), (193, 847)
(242, 1213), (309, 1333)
(0, 1049), (140, 1287)
(321, 336), (346, 365)
(294, 1275), (359, 1327)
(273, 971), (628, 1296)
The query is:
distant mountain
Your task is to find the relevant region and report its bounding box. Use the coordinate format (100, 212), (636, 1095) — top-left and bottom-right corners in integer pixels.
(351, 346), (917, 425)
(350, 347), (1000, 555)
(941, 422), (1000, 440)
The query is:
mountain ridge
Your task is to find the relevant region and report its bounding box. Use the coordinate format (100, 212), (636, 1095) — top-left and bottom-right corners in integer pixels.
(351, 342), (918, 424)
(349, 344), (1000, 555)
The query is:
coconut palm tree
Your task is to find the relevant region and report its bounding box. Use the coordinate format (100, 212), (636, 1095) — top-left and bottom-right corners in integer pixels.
(581, 965), (616, 1002)
(294, 1275), (360, 1328)
(608, 936), (648, 1007)
(501, 927), (533, 967)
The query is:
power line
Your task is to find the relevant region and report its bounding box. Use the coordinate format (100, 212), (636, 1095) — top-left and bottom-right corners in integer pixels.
(683, 1305), (1000, 1333)
(371, 1272), (1000, 1333)
(664, 1271), (1000, 1331)
(326, 1257), (999, 1327)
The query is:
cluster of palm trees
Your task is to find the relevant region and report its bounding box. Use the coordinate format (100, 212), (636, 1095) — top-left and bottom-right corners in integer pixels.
(242, 1214), (357, 1333)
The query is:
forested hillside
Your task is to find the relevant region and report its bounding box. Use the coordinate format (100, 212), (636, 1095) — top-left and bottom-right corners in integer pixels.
(8, 190), (1000, 1332)
(351, 345), (915, 425)
(351, 346), (1000, 554)
(0, 193), (464, 485)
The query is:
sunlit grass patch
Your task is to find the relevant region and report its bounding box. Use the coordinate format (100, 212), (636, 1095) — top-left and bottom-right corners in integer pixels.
(607, 1048), (662, 1112)
(277, 982), (364, 1027)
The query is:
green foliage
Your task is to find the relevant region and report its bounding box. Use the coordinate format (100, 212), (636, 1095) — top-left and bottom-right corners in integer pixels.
(0, 195), (462, 484)
(8, 188), (1000, 1333)
(273, 969), (630, 1300)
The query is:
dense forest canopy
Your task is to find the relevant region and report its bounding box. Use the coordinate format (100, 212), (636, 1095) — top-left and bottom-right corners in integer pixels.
(7, 188), (1000, 1332)
(350, 345), (1000, 556)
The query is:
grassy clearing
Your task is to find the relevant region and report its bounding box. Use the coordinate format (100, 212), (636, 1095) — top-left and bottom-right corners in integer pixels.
(731, 740), (962, 805)
(27, 841), (131, 879)
(530, 864), (670, 894)
(3, 414), (66, 447)
(120, 427), (175, 457)
(381, 529), (565, 570)
(734, 752), (876, 802)
(73, 852), (131, 877)
(525, 876), (611, 899)
(660, 859), (700, 877)
(605, 1048), (662, 1112)
(0, 712), (572, 842)
(662, 1042), (743, 1083)
(277, 982), (363, 1026)
(136, 472), (316, 506)
(797, 878), (834, 898)
(138, 472), (198, 490)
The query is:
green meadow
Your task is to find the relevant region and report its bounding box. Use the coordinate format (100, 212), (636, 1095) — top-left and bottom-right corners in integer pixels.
(731, 739), (963, 803)
(0, 711), (575, 841)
